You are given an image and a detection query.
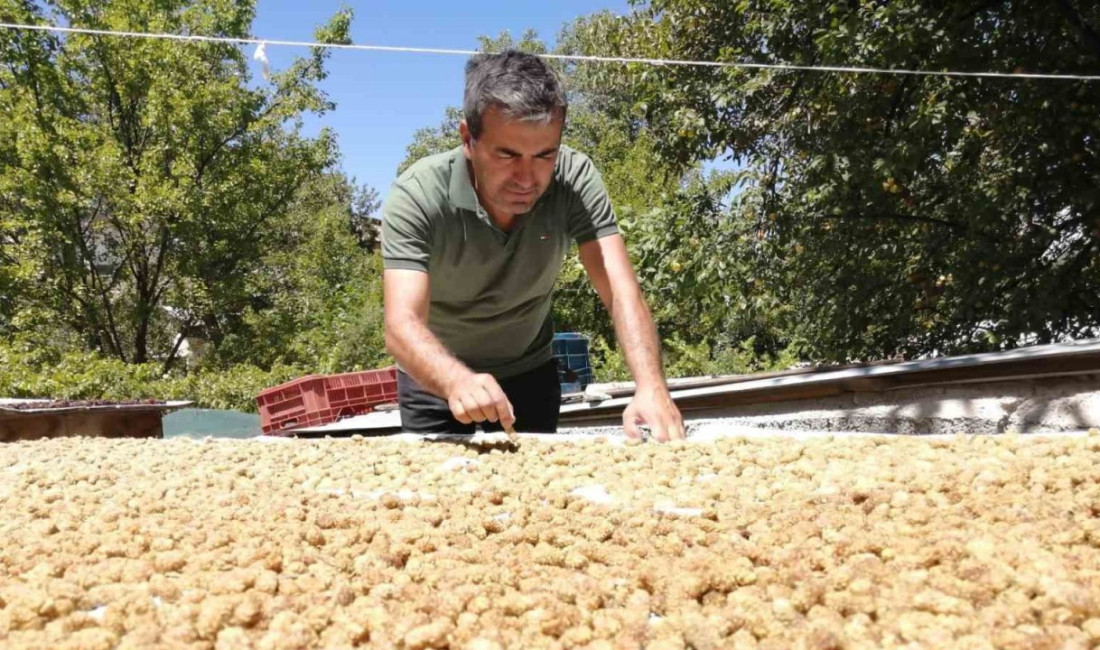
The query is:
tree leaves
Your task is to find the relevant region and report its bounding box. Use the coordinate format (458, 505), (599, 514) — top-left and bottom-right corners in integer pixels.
(0, 0), (354, 366)
(569, 0), (1100, 361)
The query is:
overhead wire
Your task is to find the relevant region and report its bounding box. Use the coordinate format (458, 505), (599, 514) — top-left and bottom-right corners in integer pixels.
(1, 21), (1099, 82)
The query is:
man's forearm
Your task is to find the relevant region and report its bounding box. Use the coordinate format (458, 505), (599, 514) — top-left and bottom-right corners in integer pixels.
(608, 286), (666, 391)
(385, 316), (472, 398)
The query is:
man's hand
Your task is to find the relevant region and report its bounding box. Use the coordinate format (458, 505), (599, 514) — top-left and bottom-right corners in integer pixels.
(623, 386), (685, 442)
(578, 235), (684, 443)
(446, 372), (517, 431)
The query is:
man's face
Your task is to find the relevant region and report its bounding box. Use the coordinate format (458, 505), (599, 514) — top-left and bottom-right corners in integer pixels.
(460, 106), (563, 221)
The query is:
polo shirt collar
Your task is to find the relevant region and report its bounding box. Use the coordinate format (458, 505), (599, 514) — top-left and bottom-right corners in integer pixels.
(448, 147), (480, 213)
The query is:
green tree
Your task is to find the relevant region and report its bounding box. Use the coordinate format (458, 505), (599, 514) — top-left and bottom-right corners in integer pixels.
(349, 182), (382, 250)
(216, 171), (389, 374)
(0, 0), (352, 368)
(397, 107), (464, 177)
(568, 1), (1100, 361)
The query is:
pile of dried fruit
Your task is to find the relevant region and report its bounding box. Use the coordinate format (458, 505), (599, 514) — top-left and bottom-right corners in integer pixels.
(2, 432), (1099, 649)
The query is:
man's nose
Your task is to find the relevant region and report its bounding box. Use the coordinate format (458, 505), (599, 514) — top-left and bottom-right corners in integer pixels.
(513, 159), (535, 188)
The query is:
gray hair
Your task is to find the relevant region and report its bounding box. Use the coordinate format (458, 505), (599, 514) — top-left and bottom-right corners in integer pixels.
(463, 50), (567, 139)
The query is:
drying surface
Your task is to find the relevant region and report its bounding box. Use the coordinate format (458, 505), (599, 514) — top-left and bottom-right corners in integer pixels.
(2, 432), (1100, 649)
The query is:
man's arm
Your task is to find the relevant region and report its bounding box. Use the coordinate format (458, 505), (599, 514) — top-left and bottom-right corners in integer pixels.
(577, 234), (685, 441)
(384, 269), (515, 429)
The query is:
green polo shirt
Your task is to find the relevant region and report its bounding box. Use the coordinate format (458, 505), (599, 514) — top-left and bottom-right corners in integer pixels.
(381, 145), (618, 379)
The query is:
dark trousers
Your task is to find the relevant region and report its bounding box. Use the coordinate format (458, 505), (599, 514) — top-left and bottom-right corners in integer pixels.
(397, 359), (562, 433)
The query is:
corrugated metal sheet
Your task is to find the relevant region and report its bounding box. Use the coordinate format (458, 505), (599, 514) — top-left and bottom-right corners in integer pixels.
(290, 339), (1100, 435)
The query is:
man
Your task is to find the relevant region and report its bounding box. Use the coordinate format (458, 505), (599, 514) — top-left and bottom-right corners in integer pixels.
(381, 50), (684, 441)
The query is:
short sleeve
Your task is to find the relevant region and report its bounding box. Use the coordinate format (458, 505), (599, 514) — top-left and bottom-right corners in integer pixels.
(565, 153), (619, 245)
(381, 183), (433, 272)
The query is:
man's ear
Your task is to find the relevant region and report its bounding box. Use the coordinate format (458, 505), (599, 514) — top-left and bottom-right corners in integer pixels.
(459, 120), (473, 159)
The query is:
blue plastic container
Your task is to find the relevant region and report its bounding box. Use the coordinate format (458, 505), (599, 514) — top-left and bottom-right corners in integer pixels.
(552, 332), (593, 393)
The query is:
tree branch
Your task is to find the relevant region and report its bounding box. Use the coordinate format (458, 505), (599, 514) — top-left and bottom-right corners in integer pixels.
(70, 205), (127, 361)
(161, 320), (193, 375)
(193, 99), (283, 185)
(148, 220), (172, 304)
(1054, 0), (1100, 60)
(242, 176), (304, 242)
(952, 0), (1009, 25)
(827, 211), (969, 232)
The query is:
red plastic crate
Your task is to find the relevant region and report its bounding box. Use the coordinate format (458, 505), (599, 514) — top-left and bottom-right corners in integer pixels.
(257, 367), (398, 435)
(322, 367), (399, 416)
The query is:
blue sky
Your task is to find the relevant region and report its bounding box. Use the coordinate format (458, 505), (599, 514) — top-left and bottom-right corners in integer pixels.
(250, 1), (630, 200)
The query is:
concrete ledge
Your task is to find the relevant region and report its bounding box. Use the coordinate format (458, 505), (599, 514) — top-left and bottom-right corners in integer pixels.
(566, 375), (1100, 436)
(710, 375), (1100, 435)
